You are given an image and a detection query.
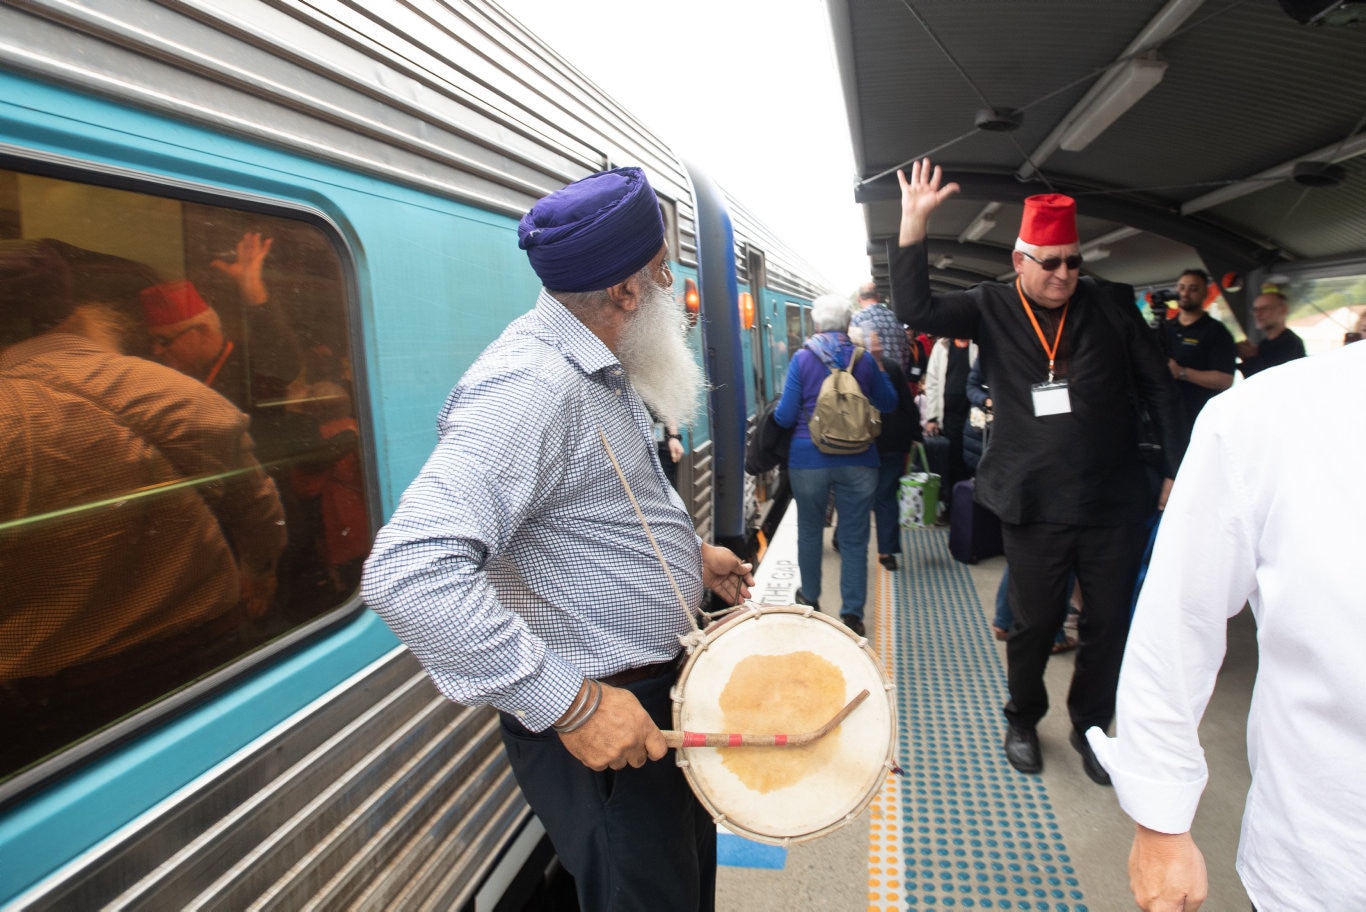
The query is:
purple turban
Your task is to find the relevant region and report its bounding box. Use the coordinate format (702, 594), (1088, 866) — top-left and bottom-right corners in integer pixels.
(517, 167), (665, 292)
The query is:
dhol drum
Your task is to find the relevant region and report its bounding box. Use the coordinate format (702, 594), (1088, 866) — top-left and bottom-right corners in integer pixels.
(669, 603), (896, 845)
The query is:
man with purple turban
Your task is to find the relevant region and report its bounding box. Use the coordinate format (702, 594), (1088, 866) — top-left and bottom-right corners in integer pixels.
(363, 167), (753, 911)
(891, 159), (1187, 788)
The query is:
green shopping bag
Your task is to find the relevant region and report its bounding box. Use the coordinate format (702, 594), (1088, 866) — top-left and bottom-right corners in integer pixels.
(898, 442), (941, 528)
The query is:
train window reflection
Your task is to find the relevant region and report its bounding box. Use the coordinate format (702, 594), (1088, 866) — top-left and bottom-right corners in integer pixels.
(0, 168), (368, 780)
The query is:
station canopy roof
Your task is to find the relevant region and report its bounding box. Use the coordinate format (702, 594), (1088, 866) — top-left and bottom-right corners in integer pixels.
(826, 0), (1366, 311)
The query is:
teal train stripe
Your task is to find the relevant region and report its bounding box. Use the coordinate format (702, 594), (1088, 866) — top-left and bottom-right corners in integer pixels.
(893, 528), (1087, 911)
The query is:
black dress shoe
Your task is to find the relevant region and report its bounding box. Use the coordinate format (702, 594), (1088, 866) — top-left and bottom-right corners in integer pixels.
(1003, 723), (1042, 774)
(841, 614), (866, 637)
(878, 554), (898, 571)
(794, 589), (821, 611)
(1070, 729), (1112, 786)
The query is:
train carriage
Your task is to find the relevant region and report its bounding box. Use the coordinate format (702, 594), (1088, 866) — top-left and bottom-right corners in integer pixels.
(0, 1), (826, 907)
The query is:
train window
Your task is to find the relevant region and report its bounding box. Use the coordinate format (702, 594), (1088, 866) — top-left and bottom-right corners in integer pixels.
(657, 193), (679, 266)
(785, 302), (804, 357)
(0, 167), (368, 780)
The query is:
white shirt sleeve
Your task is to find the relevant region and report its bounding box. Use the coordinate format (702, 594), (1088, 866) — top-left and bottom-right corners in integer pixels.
(1086, 398), (1259, 834)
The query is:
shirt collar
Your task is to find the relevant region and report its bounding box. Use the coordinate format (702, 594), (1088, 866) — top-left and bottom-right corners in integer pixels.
(532, 290), (620, 376)
(0, 332), (102, 371)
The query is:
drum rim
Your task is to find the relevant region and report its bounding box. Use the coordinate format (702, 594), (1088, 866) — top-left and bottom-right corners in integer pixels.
(670, 602), (896, 845)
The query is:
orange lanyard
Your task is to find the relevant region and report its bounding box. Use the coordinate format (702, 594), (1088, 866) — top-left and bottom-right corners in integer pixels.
(205, 338), (234, 388)
(1016, 278), (1068, 382)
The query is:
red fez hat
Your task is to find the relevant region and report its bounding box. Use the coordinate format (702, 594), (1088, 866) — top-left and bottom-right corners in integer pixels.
(140, 280), (209, 328)
(1018, 194), (1078, 247)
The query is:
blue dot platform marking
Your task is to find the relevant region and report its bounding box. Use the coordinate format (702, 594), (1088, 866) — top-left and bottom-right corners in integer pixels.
(890, 527), (1087, 911)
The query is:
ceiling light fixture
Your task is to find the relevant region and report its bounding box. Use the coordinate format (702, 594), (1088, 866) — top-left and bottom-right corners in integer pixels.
(958, 203), (1000, 244)
(933, 255), (955, 270)
(961, 216), (996, 243)
(1084, 246), (1111, 262)
(1058, 54), (1168, 152)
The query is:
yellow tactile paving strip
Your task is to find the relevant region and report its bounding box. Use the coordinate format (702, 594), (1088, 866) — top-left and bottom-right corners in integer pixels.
(867, 553), (906, 910)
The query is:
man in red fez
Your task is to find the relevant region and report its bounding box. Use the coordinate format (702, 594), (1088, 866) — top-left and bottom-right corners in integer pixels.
(363, 167), (754, 911)
(891, 159), (1187, 787)
(141, 232), (300, 413)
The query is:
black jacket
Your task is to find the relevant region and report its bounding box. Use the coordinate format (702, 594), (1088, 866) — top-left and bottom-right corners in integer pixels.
(891, 242), (1186, 525)
(875, 358), (922, 454)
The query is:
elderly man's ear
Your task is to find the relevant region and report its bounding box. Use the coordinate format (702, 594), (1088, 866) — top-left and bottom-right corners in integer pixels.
(606, 273), (646, 314)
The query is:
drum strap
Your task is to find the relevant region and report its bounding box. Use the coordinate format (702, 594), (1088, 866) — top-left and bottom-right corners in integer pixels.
(597, 428), (707, 649)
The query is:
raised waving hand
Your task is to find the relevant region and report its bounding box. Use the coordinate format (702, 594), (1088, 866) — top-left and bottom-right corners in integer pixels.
(897, 158), (960, 246)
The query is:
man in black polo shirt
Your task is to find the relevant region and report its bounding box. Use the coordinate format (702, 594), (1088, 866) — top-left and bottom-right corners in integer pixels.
(1160, 269), (1235, 437)
(1237, 291), (1306, 377)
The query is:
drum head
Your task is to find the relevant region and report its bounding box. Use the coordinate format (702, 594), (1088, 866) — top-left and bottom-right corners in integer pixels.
(672, 605), (894, 844)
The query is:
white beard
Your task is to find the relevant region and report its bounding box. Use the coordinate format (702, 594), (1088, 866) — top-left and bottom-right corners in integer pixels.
(616, 278), (705, 428)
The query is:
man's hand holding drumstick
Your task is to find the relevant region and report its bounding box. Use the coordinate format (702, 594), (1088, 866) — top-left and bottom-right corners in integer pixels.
(557, 680), (667, 771)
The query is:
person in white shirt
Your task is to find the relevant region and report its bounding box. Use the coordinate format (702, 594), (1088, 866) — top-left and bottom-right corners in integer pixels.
(1087, 341), (1366, 911)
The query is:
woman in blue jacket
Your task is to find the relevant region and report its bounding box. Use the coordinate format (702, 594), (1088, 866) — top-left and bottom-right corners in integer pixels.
(775, 293), (898, 636)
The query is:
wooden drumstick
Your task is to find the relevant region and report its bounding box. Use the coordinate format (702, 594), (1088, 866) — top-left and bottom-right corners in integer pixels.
(663, 689), (869, 749)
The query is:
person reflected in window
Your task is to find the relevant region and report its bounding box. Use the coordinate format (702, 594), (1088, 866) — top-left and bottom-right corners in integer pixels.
(141, 231), (301, 414)
(288, 380), (367, 595)
(0, 239), (286, 774)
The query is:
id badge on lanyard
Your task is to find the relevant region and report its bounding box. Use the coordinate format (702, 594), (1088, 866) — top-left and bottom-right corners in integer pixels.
(1016, 278), (1072, 418)
(1031, 380), (1071, 416)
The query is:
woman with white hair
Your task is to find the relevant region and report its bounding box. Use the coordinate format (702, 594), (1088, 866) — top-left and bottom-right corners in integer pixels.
(774, 292), (898, 636)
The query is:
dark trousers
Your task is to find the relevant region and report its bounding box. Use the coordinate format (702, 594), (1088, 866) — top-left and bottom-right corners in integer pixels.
(499, 670), (716, 912)
(873, 449), (907, 555)
(1000, 520), (1146, 733)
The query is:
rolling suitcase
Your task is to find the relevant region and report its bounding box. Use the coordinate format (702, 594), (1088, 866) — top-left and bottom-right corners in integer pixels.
(947, 478), (1004, 564)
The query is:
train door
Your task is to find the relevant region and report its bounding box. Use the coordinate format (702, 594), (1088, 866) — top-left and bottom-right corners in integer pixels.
(785, 301), (806, 383)
(746, 244), (768, 408)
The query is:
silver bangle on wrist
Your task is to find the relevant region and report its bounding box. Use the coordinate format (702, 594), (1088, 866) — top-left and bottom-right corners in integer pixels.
(553, 679), (602, 734)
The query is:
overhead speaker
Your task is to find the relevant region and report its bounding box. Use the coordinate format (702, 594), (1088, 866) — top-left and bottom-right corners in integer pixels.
(1279, 0), (1366, 26)
(1292, 160), (1347, 187)
(974, 107), (1022, 132)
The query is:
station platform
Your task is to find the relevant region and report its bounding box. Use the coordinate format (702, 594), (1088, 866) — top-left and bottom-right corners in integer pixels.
(716, 505), (1257, 911)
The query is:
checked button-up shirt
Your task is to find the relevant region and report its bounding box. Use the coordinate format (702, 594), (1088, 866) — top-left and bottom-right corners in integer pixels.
(850, 301), (909, 372)
(362, 291), (703, 732)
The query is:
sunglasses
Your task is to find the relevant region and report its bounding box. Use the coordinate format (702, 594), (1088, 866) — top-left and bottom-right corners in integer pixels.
(150, 325), (199, 348)
(1020, 251), (1083, 272)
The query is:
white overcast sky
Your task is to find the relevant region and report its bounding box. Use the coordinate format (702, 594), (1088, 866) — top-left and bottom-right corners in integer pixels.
(496, 0), (872, 293)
